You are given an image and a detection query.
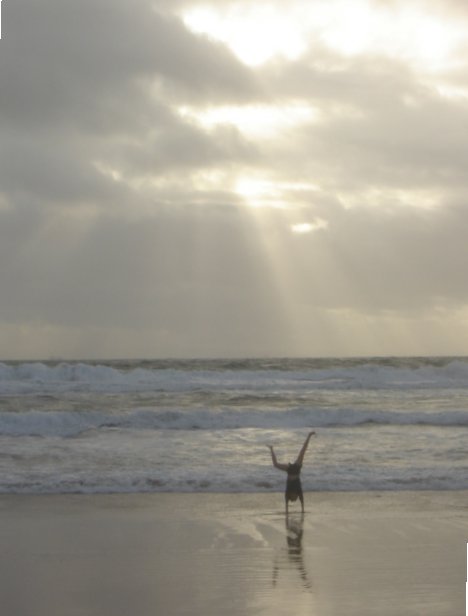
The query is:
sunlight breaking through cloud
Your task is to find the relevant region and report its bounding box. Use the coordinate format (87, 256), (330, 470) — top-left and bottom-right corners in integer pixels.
(291, 219), (329, 234)
(2, 0), (468, 358)
(181, 0), (468, 70)
(182, 4), (308, 65)
(177, 104), (319, 138)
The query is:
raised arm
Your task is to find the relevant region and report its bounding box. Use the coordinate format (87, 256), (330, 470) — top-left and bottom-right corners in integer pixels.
(294, 431), (316, 466)
(268, 445), (289, 472)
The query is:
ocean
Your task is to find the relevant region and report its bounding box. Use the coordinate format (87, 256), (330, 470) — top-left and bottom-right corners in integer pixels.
(0, 356), (467, 494)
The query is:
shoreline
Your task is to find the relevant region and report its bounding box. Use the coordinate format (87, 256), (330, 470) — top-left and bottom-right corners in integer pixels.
(1, 491), (467, 616)
(0, 488), (468, 508)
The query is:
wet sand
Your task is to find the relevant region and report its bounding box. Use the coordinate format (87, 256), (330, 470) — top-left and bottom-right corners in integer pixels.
(0, 491), (467, 616)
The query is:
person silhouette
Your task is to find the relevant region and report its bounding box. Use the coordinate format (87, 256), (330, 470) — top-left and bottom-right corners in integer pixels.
(267, 431), (316, 514)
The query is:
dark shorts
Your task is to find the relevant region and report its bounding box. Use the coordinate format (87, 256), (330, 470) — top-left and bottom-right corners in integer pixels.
(285, 476), (303, 502)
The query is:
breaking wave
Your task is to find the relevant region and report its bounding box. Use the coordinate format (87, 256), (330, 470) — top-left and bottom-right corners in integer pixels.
(1, 406), (468, 438)
(2, 358), (468, 394)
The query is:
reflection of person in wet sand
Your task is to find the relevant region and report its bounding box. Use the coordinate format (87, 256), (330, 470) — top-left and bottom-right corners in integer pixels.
(272, 513), (312, 590)
(268, 431), (316, 514)
(286, 513), (312, 589)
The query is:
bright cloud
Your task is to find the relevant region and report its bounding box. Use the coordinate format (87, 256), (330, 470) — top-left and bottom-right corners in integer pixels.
(178, 103), (318, 138)
(291, 219), (329, 234)
(181, 0), (468, 70)
(182, 3), (308, 65)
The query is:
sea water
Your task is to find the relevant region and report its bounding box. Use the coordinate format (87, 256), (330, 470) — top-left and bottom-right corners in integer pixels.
(0, 356), (467, 494)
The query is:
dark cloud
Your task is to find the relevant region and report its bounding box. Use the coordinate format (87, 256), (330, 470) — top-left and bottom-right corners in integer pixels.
(0, 0), (260, 208)
(0, 133), (124, 205)
(105, 123), (258, 179)
(0, 0), (258, 129)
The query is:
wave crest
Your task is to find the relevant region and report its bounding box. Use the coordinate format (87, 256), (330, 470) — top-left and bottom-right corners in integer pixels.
(2, 359), (468, 393)
(1, 406), (467, 438)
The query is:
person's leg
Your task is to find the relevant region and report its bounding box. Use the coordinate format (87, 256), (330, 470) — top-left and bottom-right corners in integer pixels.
(294, 431), (315, 466)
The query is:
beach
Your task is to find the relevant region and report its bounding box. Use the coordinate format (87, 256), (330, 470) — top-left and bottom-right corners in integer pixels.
(1, 490), (467, 616)
(1, 359), (468, 614)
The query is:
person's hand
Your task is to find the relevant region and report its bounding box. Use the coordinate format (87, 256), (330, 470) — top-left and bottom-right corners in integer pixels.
(309, 431), (316, 436)
(267, 444), (273, 450)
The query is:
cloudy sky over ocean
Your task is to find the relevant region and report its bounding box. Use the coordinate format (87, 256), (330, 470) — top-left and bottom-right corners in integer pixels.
(1, 0), (468, 359)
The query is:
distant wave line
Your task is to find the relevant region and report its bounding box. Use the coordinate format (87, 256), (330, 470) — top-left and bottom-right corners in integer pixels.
(1, 407), (468, 438)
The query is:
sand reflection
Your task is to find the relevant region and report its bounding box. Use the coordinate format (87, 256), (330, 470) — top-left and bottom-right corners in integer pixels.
(272, 513), (312, 591)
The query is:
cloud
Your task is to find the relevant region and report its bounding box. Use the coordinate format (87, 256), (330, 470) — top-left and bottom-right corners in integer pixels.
(257, 48), (468, 190)
(1, 0), (468, 357)
(0, 201), (294, 356)
(6, 194), (467, 325)
(0, 0), (261, 208)
(232, 197), (468, 315)
(1, 0), (258, 126)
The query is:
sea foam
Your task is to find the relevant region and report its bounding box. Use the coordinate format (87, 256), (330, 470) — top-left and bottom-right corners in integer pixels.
(1, 357), (467, 494)
(2, 359), (468, 393)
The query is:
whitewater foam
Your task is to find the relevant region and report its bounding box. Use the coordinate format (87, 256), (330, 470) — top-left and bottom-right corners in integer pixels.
(1, 357), (468, 494)
(2, 358), (468, 394)
(1, 406), (468, 438)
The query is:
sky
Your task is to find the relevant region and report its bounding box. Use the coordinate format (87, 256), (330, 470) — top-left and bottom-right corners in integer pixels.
(1, 0), (468, 359)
